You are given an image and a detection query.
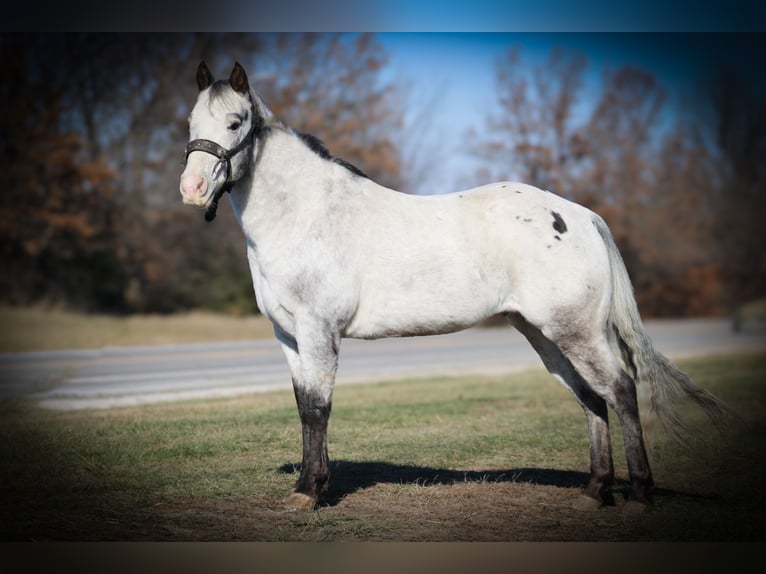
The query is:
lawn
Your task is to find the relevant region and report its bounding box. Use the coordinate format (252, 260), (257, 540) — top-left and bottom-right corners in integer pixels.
(1, 352), (764, 541)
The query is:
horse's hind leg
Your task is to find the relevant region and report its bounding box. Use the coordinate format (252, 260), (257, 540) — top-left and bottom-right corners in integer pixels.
(580, 400), (615, 507)
(555, 334), (654, 507)
(510, 316), (615, 507)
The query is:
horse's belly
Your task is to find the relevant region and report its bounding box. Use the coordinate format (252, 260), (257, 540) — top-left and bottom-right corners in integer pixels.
(343, 284), (502, 340)
(343, 313), (486, 339)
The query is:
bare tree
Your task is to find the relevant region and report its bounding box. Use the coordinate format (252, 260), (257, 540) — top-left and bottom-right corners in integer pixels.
(250, 33), (404, 190)
(0, 33), (408, 314)
(466, 44), (758, 317)
(0, 35), (126, 310)
(699, 66), (766, 308)
(467, 47), (589, 197)
(394, 76), (450, 194)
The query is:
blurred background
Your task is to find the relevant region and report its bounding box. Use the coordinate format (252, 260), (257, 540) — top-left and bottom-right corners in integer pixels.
(1, 32), (763, 319)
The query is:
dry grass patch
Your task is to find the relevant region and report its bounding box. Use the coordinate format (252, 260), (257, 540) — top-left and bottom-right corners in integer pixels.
(0, 306), (274, 352)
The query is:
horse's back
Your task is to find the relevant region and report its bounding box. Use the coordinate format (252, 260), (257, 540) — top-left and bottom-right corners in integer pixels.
(344, 181), (611, 339)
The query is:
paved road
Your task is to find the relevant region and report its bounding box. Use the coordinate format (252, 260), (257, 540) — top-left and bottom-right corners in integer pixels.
(1, 318), (763, 410)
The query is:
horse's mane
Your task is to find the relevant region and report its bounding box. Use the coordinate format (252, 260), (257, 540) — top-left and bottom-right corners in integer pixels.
(208, 80), (368, 180)
(294, 131), (368, 179)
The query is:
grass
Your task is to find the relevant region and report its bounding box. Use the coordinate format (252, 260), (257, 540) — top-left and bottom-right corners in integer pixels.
(0, 306), (275, 352)
(1, 352), (765, 541)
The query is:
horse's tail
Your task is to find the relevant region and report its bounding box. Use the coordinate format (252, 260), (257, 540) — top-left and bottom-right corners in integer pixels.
(592, 214), (731, 441)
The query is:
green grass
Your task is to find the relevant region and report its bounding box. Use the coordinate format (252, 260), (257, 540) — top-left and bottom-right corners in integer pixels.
(0, 306), (275, 352)
(1, 352), (765, 541)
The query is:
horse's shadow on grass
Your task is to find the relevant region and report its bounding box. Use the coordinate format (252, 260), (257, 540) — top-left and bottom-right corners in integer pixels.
(278, 460), (631, 507)
(278, 460), (718, 507)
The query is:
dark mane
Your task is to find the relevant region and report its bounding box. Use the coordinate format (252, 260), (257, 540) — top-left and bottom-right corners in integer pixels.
(205, 82), (367, 179)
(296, 131), (368, 179)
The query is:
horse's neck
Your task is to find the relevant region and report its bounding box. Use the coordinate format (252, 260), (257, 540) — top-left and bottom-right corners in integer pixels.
(230, 127), (341, 248)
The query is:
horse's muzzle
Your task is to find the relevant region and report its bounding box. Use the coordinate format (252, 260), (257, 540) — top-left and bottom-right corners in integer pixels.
(180, 174), (210, 207)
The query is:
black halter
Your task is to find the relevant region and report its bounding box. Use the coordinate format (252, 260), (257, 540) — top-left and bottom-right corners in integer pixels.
(184, 100), (262, 222)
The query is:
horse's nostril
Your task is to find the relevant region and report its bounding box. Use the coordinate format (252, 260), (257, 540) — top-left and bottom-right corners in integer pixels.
(180, 174), (206, 197)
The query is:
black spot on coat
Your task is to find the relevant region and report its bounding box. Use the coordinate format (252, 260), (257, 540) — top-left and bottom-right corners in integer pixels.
(551, 211), (568, 234)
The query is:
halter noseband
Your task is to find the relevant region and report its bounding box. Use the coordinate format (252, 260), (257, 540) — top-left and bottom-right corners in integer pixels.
(184, 98), (261, 222)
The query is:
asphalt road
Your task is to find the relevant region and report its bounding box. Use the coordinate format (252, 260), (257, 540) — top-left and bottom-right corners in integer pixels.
(1, 318), (764, 410)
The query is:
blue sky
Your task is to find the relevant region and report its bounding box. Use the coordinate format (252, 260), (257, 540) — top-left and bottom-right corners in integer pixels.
(374, 33), (763, 193)
(377, 34), (509, 193)
(12, 2), (759, 194)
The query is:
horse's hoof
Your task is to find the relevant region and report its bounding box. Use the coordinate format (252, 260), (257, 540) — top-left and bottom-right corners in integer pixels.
(622, 499), (650, 515)
(572, 494), (603, 511)
(284, 491), (317, 512)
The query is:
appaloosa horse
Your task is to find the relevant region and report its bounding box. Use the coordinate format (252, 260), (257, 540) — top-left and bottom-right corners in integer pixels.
(180, 62), (729, 512)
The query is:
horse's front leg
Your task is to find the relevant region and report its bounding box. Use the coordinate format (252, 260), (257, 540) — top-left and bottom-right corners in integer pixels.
(275, 324), (339, 511)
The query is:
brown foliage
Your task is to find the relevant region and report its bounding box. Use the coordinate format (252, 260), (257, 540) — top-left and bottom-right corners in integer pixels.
(0, 33), (405, 314)
(1, 36), (124, 309)
(256, 33), (403, 189)
(469, 45), (764, 317)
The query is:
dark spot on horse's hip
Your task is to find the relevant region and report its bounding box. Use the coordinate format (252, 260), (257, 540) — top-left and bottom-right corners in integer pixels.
(551, 211), (568, 234)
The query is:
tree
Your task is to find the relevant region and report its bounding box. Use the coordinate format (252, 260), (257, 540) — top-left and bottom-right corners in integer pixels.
(467, 45), (756, 317)
(250, 33), (403, 189)
(0, 33), (407, 314)
(467, 47), (589, 198)
(697, 66), (766, 309)
(0, 35), (126, 310)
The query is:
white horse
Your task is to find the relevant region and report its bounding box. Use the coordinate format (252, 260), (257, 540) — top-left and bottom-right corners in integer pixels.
(180, 62), (728, 512)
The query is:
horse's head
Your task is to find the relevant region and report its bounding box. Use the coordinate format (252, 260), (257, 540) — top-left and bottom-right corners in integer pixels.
(180, 61), (261, 218)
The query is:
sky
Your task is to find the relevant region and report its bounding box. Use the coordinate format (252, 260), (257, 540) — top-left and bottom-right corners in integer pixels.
(375, 32), (763, 194)
(378, 34), (503, 193)
(5, 3), (761, 194)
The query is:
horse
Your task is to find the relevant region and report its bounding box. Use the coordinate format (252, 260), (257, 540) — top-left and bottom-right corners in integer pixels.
(179, 61), (729, 513)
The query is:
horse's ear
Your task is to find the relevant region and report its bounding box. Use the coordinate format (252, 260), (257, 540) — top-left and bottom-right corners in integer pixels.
(196, 61), (214, 91)
(229, 62), (249, 95)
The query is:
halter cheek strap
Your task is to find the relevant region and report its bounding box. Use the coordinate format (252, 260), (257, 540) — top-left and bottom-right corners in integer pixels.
(184, 139), (237, 222)
(183, 101), (262, 222)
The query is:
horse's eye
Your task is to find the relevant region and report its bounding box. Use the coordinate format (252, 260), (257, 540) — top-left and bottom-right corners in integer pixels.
(228, 121), (241, 131)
